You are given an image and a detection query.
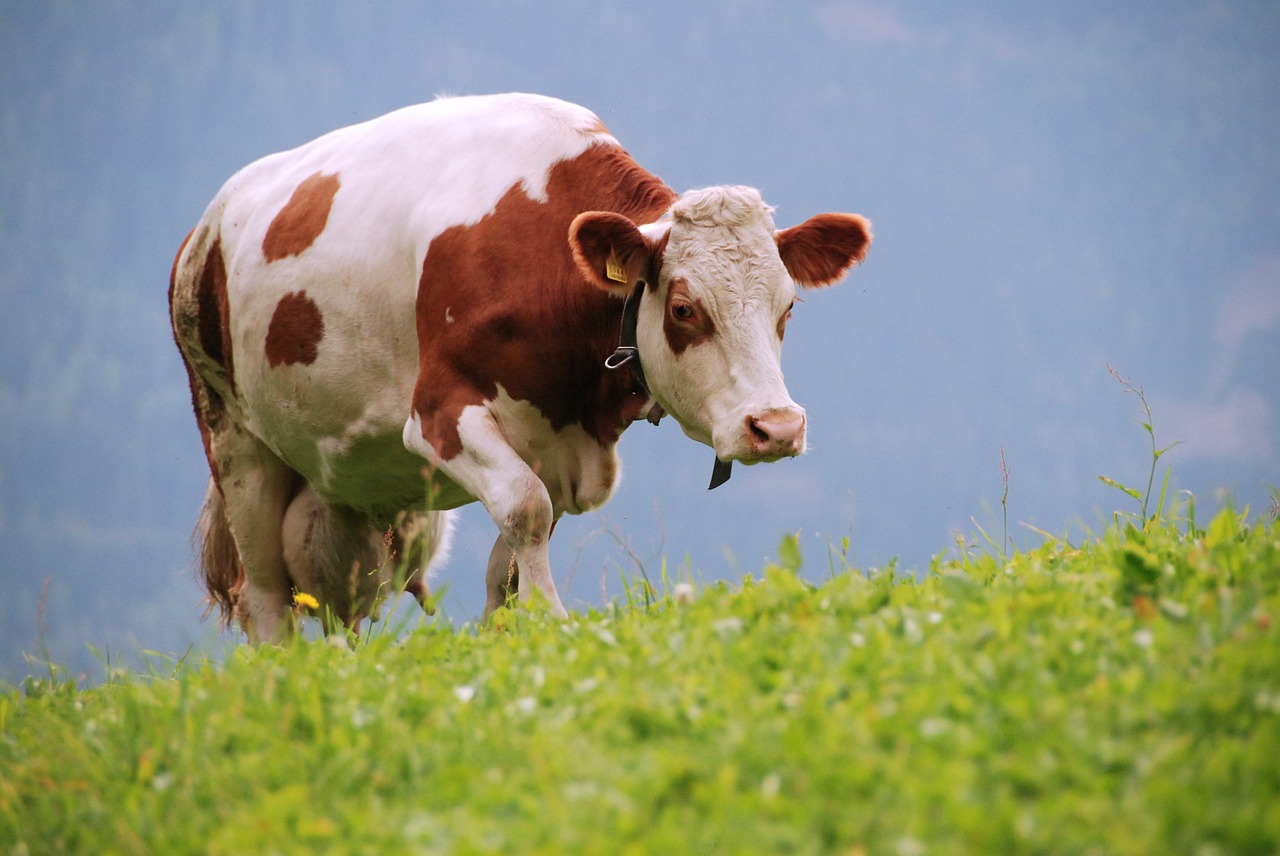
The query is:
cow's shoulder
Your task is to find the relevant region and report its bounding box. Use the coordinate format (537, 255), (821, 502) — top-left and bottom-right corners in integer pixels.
(412, 141), (674, 443)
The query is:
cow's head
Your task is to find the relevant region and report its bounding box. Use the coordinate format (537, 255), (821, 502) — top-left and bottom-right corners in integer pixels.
(570, 186), (870, 467)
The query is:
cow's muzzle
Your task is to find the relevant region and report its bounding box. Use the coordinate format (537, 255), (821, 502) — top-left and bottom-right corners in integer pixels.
(742, 408), (807, 461)
(704, 407), (806, 490)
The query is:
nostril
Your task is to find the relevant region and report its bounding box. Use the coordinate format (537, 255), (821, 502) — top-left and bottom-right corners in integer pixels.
(747, 416), (771, 445)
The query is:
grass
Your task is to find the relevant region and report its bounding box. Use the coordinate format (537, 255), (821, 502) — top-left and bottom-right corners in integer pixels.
(3, 371), (1278, 854)
(2, 500), (1278, 854)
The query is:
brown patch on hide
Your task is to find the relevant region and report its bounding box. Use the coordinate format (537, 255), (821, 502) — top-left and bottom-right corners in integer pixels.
(265, 291), (325, 367)
(262, 172), (341, 262)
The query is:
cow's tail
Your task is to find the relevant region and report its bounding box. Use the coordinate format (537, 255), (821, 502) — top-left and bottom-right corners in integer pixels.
(397, 509), (458, 614)
(195, 477), (244, 628)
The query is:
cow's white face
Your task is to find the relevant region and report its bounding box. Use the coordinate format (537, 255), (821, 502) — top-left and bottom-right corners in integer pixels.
(637, 188), (802, 462)
(571, 185), (871, 466)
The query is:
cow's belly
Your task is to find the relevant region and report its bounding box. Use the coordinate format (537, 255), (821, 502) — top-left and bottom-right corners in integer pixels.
(233, 336), (478, 523)
(311, 427), (476, 519)
(242, 389), (477, 523)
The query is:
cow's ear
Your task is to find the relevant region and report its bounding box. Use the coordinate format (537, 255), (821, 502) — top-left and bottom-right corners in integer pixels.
(775, 213), (872, 288)
(570, 211), (652, 298)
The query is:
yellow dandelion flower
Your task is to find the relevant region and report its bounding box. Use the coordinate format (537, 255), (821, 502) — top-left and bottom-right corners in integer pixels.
(293, 592), (320, 610)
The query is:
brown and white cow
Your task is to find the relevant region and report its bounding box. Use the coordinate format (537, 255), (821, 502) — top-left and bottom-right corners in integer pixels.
(170, 93), (871, 641)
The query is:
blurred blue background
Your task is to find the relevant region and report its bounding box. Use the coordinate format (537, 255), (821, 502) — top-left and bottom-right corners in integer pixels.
(2, 1), (1277, 682)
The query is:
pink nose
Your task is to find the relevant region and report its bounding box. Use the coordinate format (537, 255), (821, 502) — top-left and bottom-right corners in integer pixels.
(746, 409), (806, 458)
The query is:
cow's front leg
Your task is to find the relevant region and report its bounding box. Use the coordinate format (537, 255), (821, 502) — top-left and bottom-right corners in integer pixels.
(484, 534), (515, 617)
(483, 517), (563, 617)
(404, 403), (569, 619)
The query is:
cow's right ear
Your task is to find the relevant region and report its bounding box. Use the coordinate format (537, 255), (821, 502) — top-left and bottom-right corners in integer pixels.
(569, 211), (652, 298)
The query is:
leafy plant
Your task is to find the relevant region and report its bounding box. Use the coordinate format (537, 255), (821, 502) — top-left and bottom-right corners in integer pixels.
(1100, 363), (1182, 525)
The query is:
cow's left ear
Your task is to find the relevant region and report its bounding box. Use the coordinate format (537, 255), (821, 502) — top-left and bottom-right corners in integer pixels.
(569, 211), (654, 298)
(775, 213), (873, 288)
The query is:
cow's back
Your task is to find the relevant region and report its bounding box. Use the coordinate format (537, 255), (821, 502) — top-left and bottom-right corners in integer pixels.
(171, 94), (622, 517)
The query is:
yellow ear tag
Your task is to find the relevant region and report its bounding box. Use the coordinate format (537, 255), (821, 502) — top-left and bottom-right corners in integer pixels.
(605, 252), (628, 283)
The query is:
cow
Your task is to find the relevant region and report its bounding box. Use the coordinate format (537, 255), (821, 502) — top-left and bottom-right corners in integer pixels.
(170, 93), (871, 642)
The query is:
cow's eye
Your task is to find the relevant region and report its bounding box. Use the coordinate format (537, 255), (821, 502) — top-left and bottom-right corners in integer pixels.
(672, 302), (695, 321)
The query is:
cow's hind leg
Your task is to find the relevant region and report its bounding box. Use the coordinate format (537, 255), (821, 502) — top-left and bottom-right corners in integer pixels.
(209, 424), (299, 643)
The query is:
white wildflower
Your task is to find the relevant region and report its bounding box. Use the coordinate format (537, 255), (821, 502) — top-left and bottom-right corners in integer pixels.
(713, 617), (744, 635)
(919, 717), (951, 738)
(895, 837), (925, 856)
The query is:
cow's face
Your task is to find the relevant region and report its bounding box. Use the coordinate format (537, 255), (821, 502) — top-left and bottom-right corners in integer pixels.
(571, 186), (870, 465)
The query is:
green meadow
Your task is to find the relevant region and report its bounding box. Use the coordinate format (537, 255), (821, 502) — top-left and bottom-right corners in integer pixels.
(3, 497), (1278, 854)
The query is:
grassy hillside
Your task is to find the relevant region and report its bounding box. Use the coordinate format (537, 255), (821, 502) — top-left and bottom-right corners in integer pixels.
(2, 500), (1278, 854)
